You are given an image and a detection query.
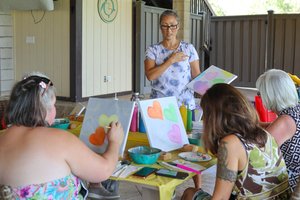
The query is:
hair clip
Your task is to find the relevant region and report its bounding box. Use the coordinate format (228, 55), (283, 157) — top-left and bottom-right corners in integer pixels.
(39, 81), (47, 89)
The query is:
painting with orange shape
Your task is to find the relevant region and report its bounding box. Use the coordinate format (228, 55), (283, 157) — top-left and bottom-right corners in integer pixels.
(89, 127), (106, 145)
(79, 98), (135, 156)
(139, 96), (189, 152)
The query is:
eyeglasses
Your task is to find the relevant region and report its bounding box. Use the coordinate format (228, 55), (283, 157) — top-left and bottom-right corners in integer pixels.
(160, 24), (178, 31)
(24, 75), (53, 96)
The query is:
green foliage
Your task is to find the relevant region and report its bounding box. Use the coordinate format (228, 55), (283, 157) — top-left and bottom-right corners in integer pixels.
(208, 0), (300, 16)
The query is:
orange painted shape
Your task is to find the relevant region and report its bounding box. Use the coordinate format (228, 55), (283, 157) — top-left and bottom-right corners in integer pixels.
(89, 126), (106, 146)
(147, 100), (163, 120)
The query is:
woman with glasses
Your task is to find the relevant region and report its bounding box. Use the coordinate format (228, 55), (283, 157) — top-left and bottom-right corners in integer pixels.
(0, 72), (124, 199)
(144, 9), (200, 110)
(256, 69), (300, 191)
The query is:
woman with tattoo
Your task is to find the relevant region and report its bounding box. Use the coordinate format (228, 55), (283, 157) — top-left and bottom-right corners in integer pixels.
(181, 83), (291, 200)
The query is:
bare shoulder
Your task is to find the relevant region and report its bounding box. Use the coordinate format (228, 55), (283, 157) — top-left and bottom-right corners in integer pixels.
(30, 127), (79, 145)
(274, 114), (295, 127)
(267, 114), (296, 142)
(221, 134), (243, 147)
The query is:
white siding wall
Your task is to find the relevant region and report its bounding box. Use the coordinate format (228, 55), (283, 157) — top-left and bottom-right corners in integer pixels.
(0, 11), (14, 96)
(82, 0), (132, 97)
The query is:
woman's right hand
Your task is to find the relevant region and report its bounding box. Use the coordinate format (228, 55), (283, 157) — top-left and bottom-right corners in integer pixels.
(169, 51), (188, 64)
(107, 121), (124, 147)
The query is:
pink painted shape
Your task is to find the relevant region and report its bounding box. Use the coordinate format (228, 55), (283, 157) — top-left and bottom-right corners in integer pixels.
(167, 124), (182, 144)
(205, 71), (218, 80)
(194, 81), (209, 94)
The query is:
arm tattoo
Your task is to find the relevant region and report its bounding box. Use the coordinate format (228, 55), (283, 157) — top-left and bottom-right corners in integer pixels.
(216, 140), (238, 183)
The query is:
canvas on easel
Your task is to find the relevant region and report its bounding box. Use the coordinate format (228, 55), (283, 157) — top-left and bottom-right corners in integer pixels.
(187, 65), (238, 95)
(79, 98), (134, 157)
(138, 96), (189, 152)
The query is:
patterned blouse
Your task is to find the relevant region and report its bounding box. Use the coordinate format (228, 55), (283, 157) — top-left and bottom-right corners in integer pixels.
(0, 174), (86, 200)
(233, 132), (291, 199)
(279, 104), (300, 191)
(145, 41), (199, 110)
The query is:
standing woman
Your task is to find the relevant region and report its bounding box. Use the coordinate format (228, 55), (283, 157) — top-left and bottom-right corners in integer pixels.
(256, 69), (300, 191)
(144, 9), (200, 110)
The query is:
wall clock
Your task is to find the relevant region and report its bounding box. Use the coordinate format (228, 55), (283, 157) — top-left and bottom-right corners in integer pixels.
(98, 0), (118, 23)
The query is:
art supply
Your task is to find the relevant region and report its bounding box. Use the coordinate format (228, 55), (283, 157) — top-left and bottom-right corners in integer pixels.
(79, 98), (134, 157)
(178, 152), (212, 162)
(139, 114), (146, 133)
(130, 92), (140, 132)
(159, 152), (172, 160)
(187, 107), (192, 132)
(159, 161), (187, 172)
(187, 65), (238, 95)
(179, 103), (187, 130)
(130, 106), (138, 132)
(172, 159), (206, 171)
(138, 96), (189, 152)
(112, 165), (142, 178)
(168, 162), (201, 174)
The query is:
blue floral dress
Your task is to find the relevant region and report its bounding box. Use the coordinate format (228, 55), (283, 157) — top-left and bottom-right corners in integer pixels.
(145, 41), (199, 109)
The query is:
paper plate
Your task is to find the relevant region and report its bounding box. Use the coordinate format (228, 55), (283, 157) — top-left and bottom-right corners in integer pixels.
(178, 152), (212, 162)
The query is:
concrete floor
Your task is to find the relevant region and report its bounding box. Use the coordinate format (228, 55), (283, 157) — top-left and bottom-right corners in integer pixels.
(117, 178), (194, 200)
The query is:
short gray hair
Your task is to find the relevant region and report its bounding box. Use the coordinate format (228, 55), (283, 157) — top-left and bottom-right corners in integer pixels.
(256, 69), (298, 112)
(160, 10), (180, 24)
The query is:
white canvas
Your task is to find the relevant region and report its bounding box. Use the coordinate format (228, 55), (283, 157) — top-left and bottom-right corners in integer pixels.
(138, 96), (189, 152)
(187, 65), (237, 95)
(79, 98), (134, 157)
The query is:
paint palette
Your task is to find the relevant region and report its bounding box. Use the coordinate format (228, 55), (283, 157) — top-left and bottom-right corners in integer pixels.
(178, 152), (212, 162)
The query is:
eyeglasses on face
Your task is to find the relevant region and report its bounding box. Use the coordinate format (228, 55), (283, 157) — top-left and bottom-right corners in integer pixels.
(160, 24), (178, 30)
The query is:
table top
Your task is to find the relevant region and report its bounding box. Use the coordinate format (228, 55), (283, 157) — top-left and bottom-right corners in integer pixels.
(117, 132), (216, 199)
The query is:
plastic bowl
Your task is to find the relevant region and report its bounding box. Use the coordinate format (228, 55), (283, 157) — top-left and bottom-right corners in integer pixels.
(50, 118), (70, 130)
(128, 146), (161, 165)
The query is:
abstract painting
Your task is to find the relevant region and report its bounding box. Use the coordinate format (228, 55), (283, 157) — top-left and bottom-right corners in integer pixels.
(187, 65), (237, 95)
(138, 96), (189, 152)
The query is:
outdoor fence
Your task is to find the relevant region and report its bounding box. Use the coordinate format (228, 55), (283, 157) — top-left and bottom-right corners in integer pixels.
(210, 11), (300, 87)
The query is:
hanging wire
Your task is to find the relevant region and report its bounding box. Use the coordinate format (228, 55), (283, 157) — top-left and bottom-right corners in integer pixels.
(31, 10), (46, 24)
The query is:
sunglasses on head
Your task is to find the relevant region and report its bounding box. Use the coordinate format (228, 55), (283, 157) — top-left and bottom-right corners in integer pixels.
(24, 75), (53, 96)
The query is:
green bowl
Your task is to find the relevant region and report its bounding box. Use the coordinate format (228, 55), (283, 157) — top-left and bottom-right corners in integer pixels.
(128, 146), (161, 165)
(50, 118), (70, 130)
